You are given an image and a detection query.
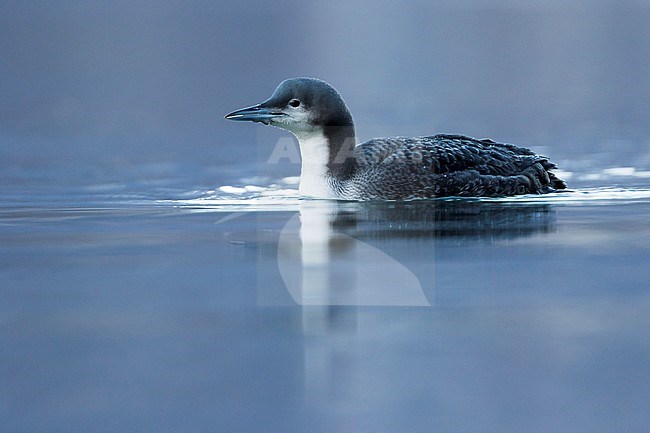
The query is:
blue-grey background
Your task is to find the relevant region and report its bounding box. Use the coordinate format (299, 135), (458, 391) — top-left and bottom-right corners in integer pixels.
(2, 2), (650, 433)
(2, 0), (650, 189)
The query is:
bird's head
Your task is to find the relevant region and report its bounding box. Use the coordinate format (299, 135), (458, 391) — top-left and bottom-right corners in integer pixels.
(225, 77), (353, 139)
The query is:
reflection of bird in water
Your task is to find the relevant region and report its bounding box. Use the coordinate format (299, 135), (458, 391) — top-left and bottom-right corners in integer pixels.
(271, 200), (555, 307)
(225, 77), (566, 200)
(347, 201), (556, 242)
(277, 202), (429, 307)
(225, 201), (556, 246)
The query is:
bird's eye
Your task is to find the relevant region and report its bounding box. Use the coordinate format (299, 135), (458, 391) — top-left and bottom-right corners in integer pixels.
(289, 99), (300, 108)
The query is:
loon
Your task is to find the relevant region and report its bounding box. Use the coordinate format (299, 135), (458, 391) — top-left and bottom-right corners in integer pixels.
(225, 77), (566, 200)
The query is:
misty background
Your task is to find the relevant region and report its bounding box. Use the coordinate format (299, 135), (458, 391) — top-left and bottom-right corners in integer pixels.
(1, 0), (650, 191)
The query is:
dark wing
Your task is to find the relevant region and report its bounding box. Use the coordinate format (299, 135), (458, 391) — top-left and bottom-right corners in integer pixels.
(354, 134), (566, 198)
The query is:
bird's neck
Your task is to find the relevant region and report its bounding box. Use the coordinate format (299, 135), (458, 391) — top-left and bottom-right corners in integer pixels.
(294, 125), (356, 198)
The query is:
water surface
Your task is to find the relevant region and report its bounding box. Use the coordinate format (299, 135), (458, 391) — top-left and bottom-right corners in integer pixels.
(2, 180), (650, 433)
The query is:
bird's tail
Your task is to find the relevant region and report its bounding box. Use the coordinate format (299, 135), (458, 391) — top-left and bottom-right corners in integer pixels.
(540, 160), (567, 190)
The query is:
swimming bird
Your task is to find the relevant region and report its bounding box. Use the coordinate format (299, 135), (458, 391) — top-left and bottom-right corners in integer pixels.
(225, 77), (566, 200)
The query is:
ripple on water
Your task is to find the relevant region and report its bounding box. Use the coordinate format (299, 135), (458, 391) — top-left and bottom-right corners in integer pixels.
(485, 187), (650, 205)
(164, 183), (650, 212)
(165, 182), (302, 212)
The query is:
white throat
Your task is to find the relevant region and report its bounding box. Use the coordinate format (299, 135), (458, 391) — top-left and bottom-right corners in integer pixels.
(294, 131), (336, 198)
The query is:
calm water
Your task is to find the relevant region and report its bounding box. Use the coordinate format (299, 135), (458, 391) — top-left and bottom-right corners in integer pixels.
(3, 1), (650, 432)
(2, 180), (650, 433)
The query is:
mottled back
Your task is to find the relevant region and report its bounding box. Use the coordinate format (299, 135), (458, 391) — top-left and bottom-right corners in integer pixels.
(349, 134), (565, 199)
